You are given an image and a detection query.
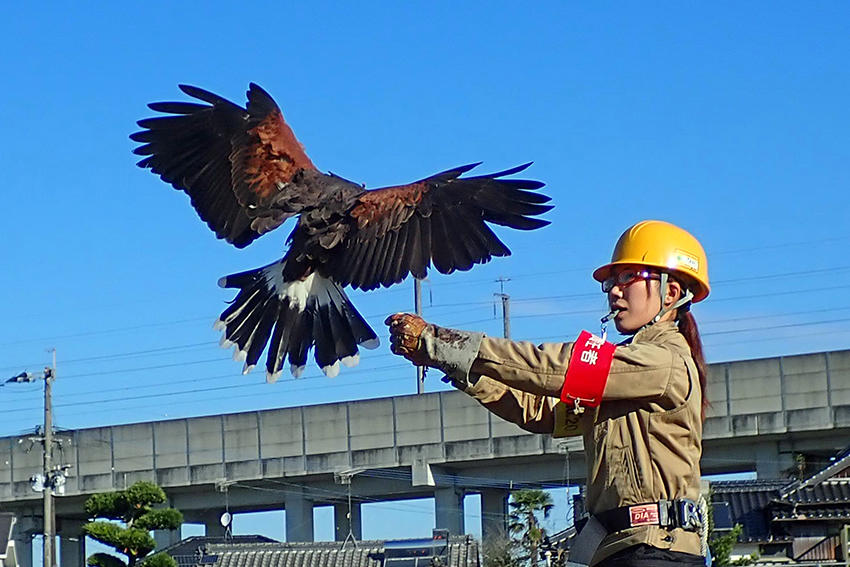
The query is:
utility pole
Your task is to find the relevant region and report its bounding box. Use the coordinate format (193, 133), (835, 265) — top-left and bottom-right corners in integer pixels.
(5, 350), (59, 567)
(43, 349), (56, 567)
(495, 278), (511, 339)
(414, 278), (425, 394)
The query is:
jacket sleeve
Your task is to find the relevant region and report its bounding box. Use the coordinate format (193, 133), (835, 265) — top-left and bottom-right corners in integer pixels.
(603, 341), (683, 402)
(470, 335), (688, 406)
(469, 337), (575, 397)
(461, 375), (557, 434)
(417, 329), (560, 433)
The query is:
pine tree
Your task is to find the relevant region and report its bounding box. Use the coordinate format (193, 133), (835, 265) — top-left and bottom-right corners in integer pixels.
(82, 480), (183, 567)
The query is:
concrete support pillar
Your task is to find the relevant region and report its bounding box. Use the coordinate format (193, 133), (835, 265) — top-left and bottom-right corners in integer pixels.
(153, 527), (181, 550)
(480, 488), (509, 543)
(153, 498), (182, 551)
(333, 501), (362, 542)
(285, 487), (314, 542)
(202, 510), (227, 538)
(13, 536), (32, 567)
(57, 518), (86, 567)
(755, 443), (793, 479)
(59, 535), (85, 567)
(434, 486), (464, 535)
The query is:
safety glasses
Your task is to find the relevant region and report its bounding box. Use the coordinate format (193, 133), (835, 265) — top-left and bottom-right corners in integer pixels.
(602, 269), (661, 293)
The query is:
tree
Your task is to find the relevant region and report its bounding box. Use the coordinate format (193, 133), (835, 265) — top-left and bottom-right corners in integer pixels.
(82, 480), (183, 567)
(481, 526), (521, 567)
(507, 489), (554, 567)
(707, 493), (756, 567)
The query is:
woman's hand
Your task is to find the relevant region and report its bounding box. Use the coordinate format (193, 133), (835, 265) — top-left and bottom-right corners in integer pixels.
(384, 313), (432, 366)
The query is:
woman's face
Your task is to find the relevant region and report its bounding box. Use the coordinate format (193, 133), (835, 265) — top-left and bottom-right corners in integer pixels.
(605, 264), (678, 334)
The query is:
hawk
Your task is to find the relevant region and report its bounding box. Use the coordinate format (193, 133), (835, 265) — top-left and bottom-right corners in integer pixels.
(131, 84), (552, 381)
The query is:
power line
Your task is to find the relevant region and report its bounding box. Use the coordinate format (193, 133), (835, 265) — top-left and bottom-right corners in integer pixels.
(701, 318), (850, 337)
(704, 327), (850, 348)
(713, 235), (850, 256)
(0, 316), (212, 347)
(0, 341), (216, 373)
(38, 374), (411, 426)
(4, 284), (844, 375)
(2, 318), (847, 429)
(369, 236), (850, 292)
(4, 256), (850, 349)
(0, 366), (414, 416)
(3, 301), (848, 396)
(699, 306), (850, 325)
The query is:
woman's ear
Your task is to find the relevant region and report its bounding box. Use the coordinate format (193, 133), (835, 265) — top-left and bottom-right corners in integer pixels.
(665, 279), (683, 308)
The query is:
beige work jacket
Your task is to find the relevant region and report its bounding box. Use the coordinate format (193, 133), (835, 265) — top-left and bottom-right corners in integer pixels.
(457, 322), (703, 564)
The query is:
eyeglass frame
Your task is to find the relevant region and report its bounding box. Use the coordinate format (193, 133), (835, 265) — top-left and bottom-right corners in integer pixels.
(601, 269), (662, 293)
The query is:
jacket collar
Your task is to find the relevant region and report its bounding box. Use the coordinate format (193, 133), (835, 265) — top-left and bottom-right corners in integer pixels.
(633, 321), (678, 343)
(619, 321), (689, 353)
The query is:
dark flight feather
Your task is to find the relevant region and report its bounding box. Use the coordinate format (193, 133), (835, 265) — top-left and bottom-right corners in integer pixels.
(133, 84), (552, 379)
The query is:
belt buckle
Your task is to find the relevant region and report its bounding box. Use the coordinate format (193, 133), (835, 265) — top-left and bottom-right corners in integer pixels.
(657, 499), (670, 527)
(676, 499), (703, 531)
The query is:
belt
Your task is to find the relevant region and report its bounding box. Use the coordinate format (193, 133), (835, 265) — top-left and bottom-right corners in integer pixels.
(594, 499), (703, 533)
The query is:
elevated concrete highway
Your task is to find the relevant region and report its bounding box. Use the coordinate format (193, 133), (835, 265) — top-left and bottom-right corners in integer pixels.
(2, 348), (848, 566)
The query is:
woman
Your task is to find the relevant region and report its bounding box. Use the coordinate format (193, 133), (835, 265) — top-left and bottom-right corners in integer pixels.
(386, 220), (710, 566)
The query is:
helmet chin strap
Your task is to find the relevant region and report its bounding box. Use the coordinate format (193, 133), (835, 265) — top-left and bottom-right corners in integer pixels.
(602, 272), (695, 338)
(650, 272), (694, 325)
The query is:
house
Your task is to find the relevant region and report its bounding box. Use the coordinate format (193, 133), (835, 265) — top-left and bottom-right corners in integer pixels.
(711, 448), (850, 563)
(162, 530), (480, 567)
(0, 513), (17, 567)
(159, 535), (277, 567)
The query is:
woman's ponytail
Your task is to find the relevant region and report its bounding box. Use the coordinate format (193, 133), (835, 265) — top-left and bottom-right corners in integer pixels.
(678, 310), (709, 422)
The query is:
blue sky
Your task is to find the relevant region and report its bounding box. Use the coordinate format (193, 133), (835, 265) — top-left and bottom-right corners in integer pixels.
(0, 1), (848, 554)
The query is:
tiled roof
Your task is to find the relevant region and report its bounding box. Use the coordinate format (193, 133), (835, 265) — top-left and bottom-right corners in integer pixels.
(443, 535), (480, 567)
(203, 541), (383, 567)
(711, 480), (788, 542)
(161, 535), (279, 567)
(545, 525), (577, 549)
(710, 479), (791, 493)
(783, 479), (850, 504)
(772, 505), (850, 521)
(710, 448), (850, 543)
(781, 449), (850, 496)
(187, 536), (480, 567)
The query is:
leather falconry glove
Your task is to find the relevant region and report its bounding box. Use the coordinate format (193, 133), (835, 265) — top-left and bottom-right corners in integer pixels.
(384, 313), (484, 387)
(385, 313), (434, 366)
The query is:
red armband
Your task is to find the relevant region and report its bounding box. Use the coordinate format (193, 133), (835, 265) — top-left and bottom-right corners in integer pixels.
(560, 330), (616, 414)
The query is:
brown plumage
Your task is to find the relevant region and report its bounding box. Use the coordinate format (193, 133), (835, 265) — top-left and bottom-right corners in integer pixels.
(131, 83), (552, 380)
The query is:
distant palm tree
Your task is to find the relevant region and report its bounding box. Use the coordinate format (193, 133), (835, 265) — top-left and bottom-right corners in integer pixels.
(507, 489), (554, 566)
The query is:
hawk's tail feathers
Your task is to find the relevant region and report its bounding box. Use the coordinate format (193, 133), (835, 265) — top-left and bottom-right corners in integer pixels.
(215, 260), (379, 381)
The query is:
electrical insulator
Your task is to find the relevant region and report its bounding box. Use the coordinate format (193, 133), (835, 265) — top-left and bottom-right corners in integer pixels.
(30, 474), (45, 493)
(52, 473), (66, 496)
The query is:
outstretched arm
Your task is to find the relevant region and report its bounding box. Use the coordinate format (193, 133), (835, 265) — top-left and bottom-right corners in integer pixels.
(461, 374), (557, 434)
(386, 313), (691, 415)
(385, 313), (560, 434)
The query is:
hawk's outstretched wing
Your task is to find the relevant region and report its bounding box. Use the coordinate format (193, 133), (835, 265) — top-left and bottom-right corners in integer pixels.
(325, 162), (552, 291)
(131, 83), (326, 248)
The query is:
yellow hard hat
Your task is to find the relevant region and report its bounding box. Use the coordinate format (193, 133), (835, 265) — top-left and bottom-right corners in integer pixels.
(593, 220), (710, 302)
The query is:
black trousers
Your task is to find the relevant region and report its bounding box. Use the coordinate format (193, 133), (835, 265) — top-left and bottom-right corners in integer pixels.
(596, 544), (704, 566)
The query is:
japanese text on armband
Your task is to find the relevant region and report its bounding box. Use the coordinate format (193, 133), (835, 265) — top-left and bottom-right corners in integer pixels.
(560, 330), (616, 414)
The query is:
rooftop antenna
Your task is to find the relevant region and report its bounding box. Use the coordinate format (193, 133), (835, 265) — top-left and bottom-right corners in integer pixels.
(335, 470), (363, 549)
(216, 479), (235, 542)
